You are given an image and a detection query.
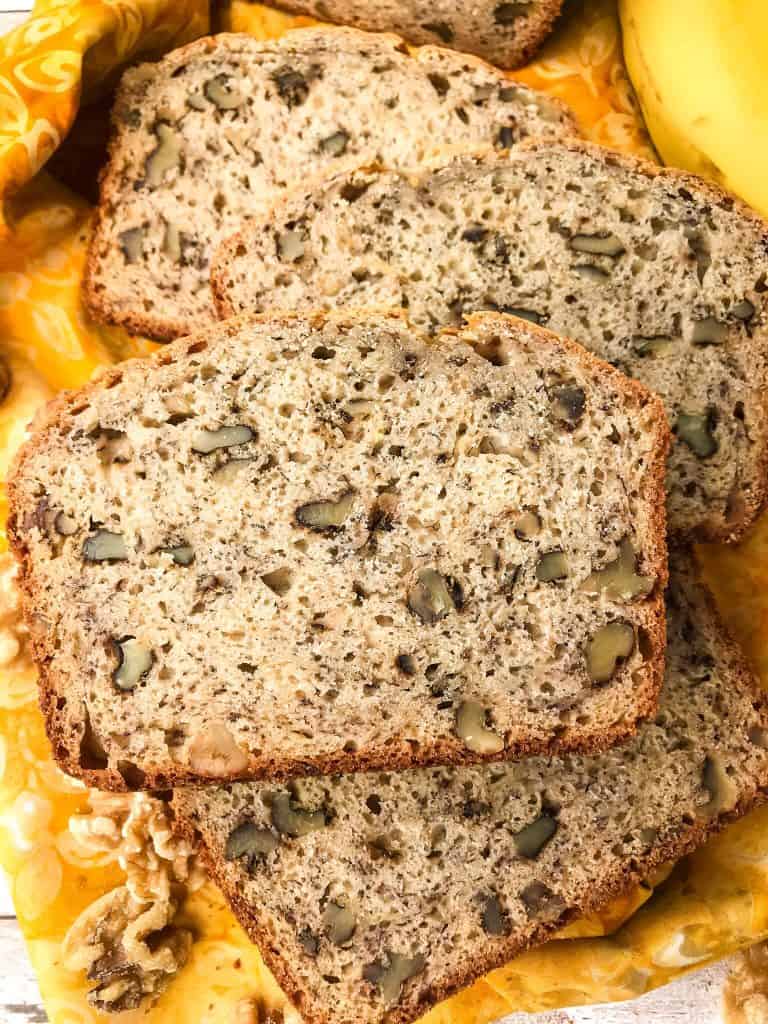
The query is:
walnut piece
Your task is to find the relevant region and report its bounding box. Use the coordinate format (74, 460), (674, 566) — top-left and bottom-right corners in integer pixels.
(724, 941), (768, 1024)
(188, 722), (249, 776)
(62, 886), (191, 1012)
(64, 793), (205, 1012)
(455, 700), (504, 754)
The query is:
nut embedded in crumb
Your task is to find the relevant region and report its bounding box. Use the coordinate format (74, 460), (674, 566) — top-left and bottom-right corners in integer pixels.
(188, 723), (248, 776)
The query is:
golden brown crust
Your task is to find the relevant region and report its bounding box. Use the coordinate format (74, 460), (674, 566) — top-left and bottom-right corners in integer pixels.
(514, 135), (768, 546)
(178, 791), (768, 1024)
(264, 0), (566, 70)
(18, 695), (651, 793)
(213, 137), (768, 545)
(170, 555), (768, 1024)
(7, 309), (669, 791)
(511, 0), (565, 66)
(82, 28), (577, 343)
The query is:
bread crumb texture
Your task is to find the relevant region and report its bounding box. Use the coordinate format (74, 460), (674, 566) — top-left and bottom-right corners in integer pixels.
(174, 554), (768, 1024)
(84, 28), (573, 340)
(257, 0), (565, 69)
(214, 142), (768, 542)
(8, 312), (667, 787)
(1, 4), (768, 1023)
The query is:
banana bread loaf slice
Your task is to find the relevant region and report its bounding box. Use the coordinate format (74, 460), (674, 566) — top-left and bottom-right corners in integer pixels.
(7, 311), (667, 790)
(258, 0), (564, 69)
(83, 28), (575, 342)
(173, 552), (768, 1024)
(213, 140), (768, 542)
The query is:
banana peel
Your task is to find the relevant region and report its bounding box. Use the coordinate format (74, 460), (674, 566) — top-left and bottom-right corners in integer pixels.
(619, 0), (768, 218)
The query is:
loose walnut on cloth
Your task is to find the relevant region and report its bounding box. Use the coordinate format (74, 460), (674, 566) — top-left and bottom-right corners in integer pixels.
(725, 944), (768, 1024)
(0, 387), (208, 1016)
(62, 792), (204, 1012)
(4, 3), (768, 1024)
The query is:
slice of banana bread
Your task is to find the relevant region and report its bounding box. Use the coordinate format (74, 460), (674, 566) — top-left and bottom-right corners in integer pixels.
(212, 140), (768, 542)
(7, 311), (668, 790)
(260, 0), (564, 69)
(173, 552), (768, 1024)
(83, 28), (575, 342)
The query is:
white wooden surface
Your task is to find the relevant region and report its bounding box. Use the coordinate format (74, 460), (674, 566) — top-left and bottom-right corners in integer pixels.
(1, 872), (48, 1022)
(0, 3), (740, 1022)
(505, 962), (731, 1023)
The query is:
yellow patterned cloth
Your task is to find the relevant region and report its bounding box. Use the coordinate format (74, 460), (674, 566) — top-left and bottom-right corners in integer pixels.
(0, 0), (207, 227)
(1, 1), (767, 1022)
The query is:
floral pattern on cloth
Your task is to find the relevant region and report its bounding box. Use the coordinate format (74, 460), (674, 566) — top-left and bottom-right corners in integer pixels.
(0, 0), (207, 227)
(0, 1), (768, 1022)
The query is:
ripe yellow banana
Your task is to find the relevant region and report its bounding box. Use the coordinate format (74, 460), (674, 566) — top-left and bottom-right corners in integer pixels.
(619, 0), (768, 218)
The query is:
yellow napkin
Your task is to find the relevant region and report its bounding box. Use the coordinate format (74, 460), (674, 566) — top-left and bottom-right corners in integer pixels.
(0, 1), (766, 1021)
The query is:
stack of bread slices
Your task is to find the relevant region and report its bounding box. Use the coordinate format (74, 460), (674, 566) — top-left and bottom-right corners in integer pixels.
(8, 13), (768, 1024)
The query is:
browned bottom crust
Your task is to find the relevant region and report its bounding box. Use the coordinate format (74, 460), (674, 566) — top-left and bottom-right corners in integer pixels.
(170, 557), (768, 1024)
(176, 787), (768, 1024)
(7, 309), (669, 791)
(81, 27), (578, 344)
